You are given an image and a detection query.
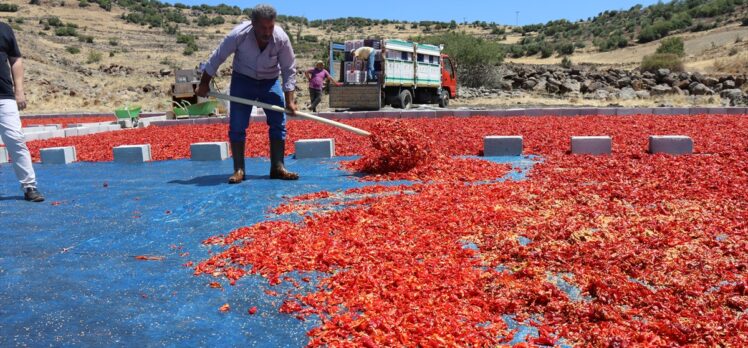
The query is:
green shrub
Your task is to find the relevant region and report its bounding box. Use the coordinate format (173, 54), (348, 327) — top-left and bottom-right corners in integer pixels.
(556, 41), (575, 55)
(46, 16), (63, 27)
(65, 46), (80, 54)
(78, 35), (94, 43)
(641, 53), (684, 73)
(415, 31), (504, 88)
(0, 4), (19, 12)
(78, 0), (89, 7)
(656, 37), (685, 57)
(561, 56), (573, 68)
(742, 18), (748, 26)
(540, 42), (554, 58)
(108, 38), (118, 46)
(55, 26), (77, 36)
(302, 35), (318, 42)
(87, 51), (102, 64)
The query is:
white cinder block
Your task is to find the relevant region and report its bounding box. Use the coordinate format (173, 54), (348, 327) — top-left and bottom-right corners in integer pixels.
(40, 146), (77, 164)
(107, 125), (122, 132)
(649, 136), (693, 155)
(64, 128), (80, 137)
(0, 147), (8, 163)
(484, 136), (523, 156)
(118, 119), (134, 128)
(190, 142), (229, 161)
(113, 144), (152, 163)
(50, 130), (66, 139)
(294, 139), (335, 159)
(571, 136), (612, 155)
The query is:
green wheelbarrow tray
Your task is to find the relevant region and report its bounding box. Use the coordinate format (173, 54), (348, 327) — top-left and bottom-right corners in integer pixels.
(115, 105), (142, 120)
(173, 100), (218, 117)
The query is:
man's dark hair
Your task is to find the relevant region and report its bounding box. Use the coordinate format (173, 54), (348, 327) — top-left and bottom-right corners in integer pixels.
(251, 4), (277, 22)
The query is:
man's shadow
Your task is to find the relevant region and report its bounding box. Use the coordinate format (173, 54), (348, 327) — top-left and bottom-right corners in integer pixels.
(0, 195), (24, 201)
(168, 174), (267, 187)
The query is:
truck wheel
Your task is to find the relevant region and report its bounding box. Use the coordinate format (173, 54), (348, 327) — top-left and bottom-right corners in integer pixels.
(398, 90), (413, 109)
(438, 90), (450, 108)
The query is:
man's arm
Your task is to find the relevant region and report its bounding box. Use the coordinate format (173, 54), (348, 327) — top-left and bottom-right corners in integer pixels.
(325, 70), (341, 86)
(10, 57), (25, 110)
(196, 26), (242, 97)
(278, 39), (297, 115)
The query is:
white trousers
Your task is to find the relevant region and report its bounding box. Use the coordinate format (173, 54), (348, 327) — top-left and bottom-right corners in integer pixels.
(0, 99), (36, 189)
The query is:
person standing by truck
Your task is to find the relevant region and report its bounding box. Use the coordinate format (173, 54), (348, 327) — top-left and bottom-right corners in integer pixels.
(304, 61), (339, 113)
(0, 21), (44, 202)
(353, 46), (380, 82)
(195, 4), (299, 183)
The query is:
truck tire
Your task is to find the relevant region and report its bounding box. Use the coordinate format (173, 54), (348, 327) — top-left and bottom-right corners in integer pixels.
(398, 90), (413, 109)
(438, 90), (450, 108)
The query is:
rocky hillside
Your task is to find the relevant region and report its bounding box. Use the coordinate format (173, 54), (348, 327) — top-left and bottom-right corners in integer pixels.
(1, 0), (746, 113)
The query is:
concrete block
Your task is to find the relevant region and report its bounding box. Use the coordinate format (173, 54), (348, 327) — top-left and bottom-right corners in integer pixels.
(649, 136), (693, 155)
(724, 107), (747, 115)
(0, 147), (8, 163)
(571, 136), (612, 155)
(616, 108), (654, 116)
(106, 124), (122, 132)
(294, 138), (335, 159)
(504, 109), (526, 117)
(40, 146), (77, 164)
(113, 144), (152, 163)
(689, 107), (710, 115)
(652, 107), (690, 115)
(190, 142), (229, 161)
(453, 110), (471, 117)
(435, 110), (454, 118)
(64, 128), (80, 137)
(574, 108), (600, 116)
(400, 110), (437, 119)
(481, 109), (509, 117)
(118, 119), (134, 128)
(484, 136), (523, 157)
(597, 108), (618, 116)
(50, 129), (66, 139)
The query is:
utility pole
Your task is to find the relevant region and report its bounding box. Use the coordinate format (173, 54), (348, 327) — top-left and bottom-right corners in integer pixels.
(515, 11), (520, 27)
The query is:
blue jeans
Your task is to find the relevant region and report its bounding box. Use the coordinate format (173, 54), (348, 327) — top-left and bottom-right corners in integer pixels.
(229, 72), (286, 142)
(368, 50), (378, 81)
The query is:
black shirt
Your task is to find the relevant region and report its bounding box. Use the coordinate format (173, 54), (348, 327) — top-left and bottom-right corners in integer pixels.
(0, 22), (21, 100)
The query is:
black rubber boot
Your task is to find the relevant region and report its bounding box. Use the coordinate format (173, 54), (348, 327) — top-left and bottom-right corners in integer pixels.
(229, 141), (246, 184)
(24, 187), (45, 202)
(269, 139), (299, 180)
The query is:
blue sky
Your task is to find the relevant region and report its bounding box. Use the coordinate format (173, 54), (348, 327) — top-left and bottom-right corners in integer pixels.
(171, 0), (662, 24)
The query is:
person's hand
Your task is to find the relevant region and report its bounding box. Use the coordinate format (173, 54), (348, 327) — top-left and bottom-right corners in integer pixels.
(286, 100), (298, 116)
(15, 91), (26, 111)
(194, 83), (210, 98)
(336, 82), (343, 87)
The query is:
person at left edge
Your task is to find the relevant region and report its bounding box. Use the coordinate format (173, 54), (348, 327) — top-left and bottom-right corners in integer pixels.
(195, 4), (299, 184)
(0, 21), (44, 202)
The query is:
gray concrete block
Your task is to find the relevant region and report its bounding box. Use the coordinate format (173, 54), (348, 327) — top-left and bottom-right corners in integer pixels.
(118, 119), (134, 128)
(40, 146), (77, 164)
(571, 136), (612, 155)
(435, 110), (454, 118)
(453, 110), (472, 117)
(0, 147), (8, 163)
(617, 108), (654, 115)
(706, 107), (729, 115)
(400, 110), (437, 119)
(652, 107), (690, 115)
(481, 109), (509, 117)
(294, 138), (335, 159)
(113, 144), (152, 163)
(64, 128), (80, 137)
(50, 129), (66, 138)
(484, 136), (523, 157)
(504, 109), (526, 116)
(724, 107), (747, 115)
(190, 142), (229, 161)
(574, 108), (600, 116)
(689, 108), (710, 115)
(597, 108), (618, 116)
(649, 135), (693, 155)
(106, 124), (122, 132)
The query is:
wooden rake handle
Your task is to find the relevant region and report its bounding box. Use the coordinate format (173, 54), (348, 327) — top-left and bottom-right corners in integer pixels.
(208, 92), (372, 137)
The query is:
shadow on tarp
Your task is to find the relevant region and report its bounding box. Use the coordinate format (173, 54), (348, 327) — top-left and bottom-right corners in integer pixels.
(0, 155), (537, 346)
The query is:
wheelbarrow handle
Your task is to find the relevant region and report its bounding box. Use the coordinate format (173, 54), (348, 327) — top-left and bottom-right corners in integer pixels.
(208, 92), (372, 137)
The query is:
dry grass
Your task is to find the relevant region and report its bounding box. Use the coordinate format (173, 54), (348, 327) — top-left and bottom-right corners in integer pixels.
(713, 52), (748, 73)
